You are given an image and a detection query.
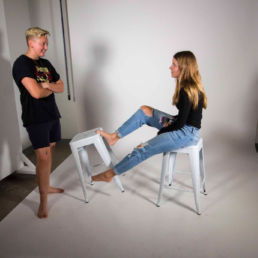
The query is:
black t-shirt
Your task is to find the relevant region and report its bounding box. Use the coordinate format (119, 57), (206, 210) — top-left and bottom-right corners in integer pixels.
(158, 88), (203, 135)
(12, 54), (61, 127)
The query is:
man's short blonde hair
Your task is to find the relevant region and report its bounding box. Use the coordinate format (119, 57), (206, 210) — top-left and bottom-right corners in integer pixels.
(25, 27), (50, 46)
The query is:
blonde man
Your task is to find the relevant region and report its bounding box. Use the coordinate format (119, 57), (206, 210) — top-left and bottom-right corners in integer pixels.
(12, 27), (65, 219)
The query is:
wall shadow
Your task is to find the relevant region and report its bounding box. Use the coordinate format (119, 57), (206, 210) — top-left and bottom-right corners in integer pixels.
(80, 41), (114, 132)
(204, 75), (258, 159)
(0, 30), (21, 179)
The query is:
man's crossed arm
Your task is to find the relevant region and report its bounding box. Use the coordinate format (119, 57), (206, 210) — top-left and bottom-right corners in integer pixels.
(21, 77), (64, 99)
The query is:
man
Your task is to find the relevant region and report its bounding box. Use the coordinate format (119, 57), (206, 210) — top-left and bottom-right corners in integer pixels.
(12, 27), (64, 219)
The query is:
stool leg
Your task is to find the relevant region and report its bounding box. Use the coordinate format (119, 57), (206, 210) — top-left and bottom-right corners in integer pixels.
(199, 147), (207, 195)
(113, 176), (125, 192)
(79, 147), (94, 185)
(102, 137), (118, 165)
(94, 136), (125, 193)
(94, 136), (112, 168)
(70, 146), (89, 203)
(157, 152), (170, 207)
(168, 152), (177, 186)
(189, 150), (201, 215)
(103, 137), (126, 178)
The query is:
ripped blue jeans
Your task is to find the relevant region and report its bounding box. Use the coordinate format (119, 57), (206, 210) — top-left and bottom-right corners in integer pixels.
(112, 108), (200, 175)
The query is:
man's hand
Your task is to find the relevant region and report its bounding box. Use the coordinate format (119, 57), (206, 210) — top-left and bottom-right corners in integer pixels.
(39, 79), (64, 93)
(45, 79), (64, 93)
(40, 82), (50, 89)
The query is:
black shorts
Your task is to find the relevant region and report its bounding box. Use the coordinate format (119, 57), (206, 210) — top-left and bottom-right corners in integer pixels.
(26, 119), (61, 150)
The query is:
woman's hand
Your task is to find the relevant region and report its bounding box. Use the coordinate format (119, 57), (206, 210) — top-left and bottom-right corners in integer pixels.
(163, 122), (171, 127)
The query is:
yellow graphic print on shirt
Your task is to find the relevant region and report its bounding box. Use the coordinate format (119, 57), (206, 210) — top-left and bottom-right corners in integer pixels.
(35, 66), (52, 83)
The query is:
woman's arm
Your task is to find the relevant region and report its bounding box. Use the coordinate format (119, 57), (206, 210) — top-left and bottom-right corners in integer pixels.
(158, 89), (191, 135)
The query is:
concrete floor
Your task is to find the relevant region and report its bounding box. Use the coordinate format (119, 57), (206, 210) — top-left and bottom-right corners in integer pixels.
(0, 142), (71, 222)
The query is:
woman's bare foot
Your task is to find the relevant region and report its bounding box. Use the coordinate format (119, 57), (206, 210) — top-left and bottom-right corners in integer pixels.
(95, 130), (120, 146)
(48, 186), (65, 194)
(92, 168), (116, 182)
(38, 194), (48, 219)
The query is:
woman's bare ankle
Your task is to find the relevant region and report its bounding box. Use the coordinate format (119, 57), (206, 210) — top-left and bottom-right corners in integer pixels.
(92, 168), (116, 183)
(111, 132), (120, 140)
(95, 130), (120, 146)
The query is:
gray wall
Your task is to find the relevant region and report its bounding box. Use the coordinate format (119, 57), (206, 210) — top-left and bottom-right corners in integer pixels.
(66, 0), (258, 159)
(0, 0), (24, 180)
(3, 0), (32, 149)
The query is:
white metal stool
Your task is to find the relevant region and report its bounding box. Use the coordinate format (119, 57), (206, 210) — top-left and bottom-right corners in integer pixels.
(69, 127), (124, 203)
(157, 138), (207, 214)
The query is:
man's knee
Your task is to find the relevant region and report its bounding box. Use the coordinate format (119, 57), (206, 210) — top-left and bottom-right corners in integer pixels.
(141, 105), (153, 117)
(35, 148), (51, 162)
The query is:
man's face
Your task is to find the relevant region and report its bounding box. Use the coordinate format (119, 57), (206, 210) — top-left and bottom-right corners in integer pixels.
(29, 35), (48, 58)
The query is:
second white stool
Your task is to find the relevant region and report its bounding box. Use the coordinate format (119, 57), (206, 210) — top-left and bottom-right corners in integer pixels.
(157, 138), (207, 214)
(70, 127), (124, 203)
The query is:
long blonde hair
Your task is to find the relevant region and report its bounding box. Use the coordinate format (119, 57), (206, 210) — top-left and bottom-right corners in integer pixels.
(172, 51), (207, 109)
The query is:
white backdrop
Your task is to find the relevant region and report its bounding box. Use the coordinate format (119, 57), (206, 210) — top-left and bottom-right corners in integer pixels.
(67, 0), (258, 160)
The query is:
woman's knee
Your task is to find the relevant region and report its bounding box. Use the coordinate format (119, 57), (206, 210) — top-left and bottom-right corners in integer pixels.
(141, 105), (153, 117)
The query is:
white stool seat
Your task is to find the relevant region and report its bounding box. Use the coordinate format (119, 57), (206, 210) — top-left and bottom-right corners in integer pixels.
(70, 127), (124, 203)
(157, 138), (207, 215)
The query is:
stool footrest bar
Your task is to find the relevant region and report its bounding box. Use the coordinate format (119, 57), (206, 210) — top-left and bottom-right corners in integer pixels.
(92, 163), (104, 168)
(175, 171), (191, 175)
(164, 185), (193, 193)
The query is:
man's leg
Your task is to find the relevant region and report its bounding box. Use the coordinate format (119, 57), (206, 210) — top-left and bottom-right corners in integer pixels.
(35, 143), (64, 219)
(35, 146), (52, 219)
(48, 142), (65, 194)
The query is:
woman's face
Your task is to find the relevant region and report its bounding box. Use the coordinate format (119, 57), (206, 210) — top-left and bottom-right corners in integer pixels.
(169, 58), (180, 78)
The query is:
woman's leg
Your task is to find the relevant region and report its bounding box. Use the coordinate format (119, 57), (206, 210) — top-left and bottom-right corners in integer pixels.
(96, 106), (173, 146)
(92, 125), (199, 181)
(115, 106), (167, 138)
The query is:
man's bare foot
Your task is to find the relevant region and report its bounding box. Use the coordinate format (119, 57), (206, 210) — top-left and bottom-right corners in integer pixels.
(38, 194), (48, 219)
(48, 186), (65, 194)
(95, 130), (120, 146)
(92, 168), (116, 182)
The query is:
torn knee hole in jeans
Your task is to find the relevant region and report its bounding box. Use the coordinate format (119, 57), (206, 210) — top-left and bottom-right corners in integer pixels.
(137, 142), (148, 148)
(141, 106), (153, 117)
(146, 108), (153, 117)
(127, 142), (148, 157)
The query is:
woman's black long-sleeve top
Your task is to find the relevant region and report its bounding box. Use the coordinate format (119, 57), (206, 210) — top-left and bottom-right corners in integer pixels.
(158, 88), (203, 135)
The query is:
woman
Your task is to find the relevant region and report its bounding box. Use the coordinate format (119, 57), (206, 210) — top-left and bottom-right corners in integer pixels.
(92, 51), (207, 182)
